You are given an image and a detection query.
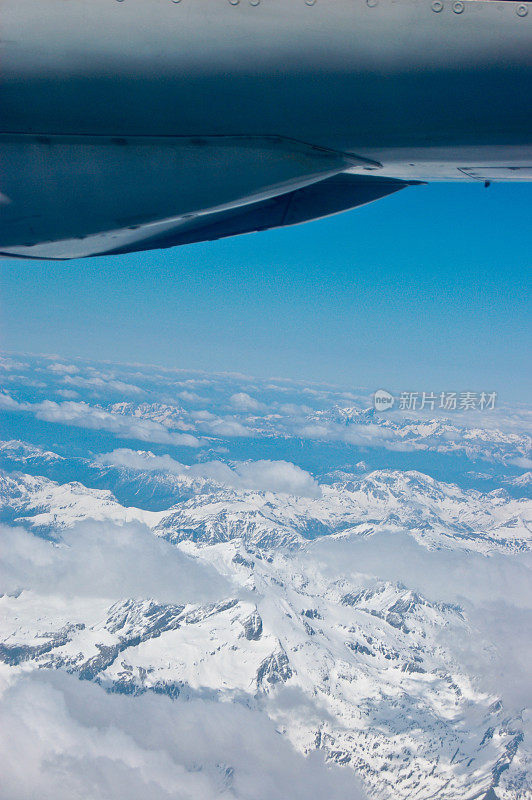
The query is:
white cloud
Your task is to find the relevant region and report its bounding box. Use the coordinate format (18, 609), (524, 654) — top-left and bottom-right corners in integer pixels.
(0, 670), (365, 800)
(63, 375), (144, 396)
(307, 532), (532, 711)
(510, 457), (532, 469)
(0, 356), (28, 371)
(342, 424), (399, 447)
(96, 450), (321, 498)
(311, 532), (532, 610)
(0, 522), (228, 604)
(48, 363), (79, 375)
(191, 410), (216, 421)
(35, 401), (200, 446)
(188, 409), (254, 438)
(199, 417), (253, 438)
(277, 403), (313, 416)
(0, 395), (200, 448)
(230, 393), (262, 412)
(179, 391), (209, 404)
(96, 449), (188, 475)
(231, 460), (321, 498)
(0, 392), (21, 410)
(298, 422), (399, 450)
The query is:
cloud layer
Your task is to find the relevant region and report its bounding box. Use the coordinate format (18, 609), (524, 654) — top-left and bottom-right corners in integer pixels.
(0, 670), (365, 800)
(0, 395), (200, 448)
(96, 449), (321, 498)
(0, 522), (228, 604)
(308, 531), (532, 711)
(1, 353), (531, 480)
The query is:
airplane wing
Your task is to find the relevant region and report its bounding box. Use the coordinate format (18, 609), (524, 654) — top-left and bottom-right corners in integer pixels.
(99, 173), (416, 257)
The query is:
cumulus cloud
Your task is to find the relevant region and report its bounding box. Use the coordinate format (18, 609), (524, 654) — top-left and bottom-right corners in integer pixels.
(0, 395), (200, 448)
(96, 449), (189, 474)
(510, 457), (532, 469)
(0, 522), (228, 604)
(298, 422), (400, 450)
(188, 409), (253, 438)
(342, 424), (400, 448)
(231, 460), (321, 497)
(230, 393), (262, 412)
(0, 670), (365, 800)
(0, 393), (21, 411)
(48, 362), (79, 375)
(96, 449), (321, 498)
(198, 416), (253, 438)
(36, 401), (200, 446)
(0, 356), (28, 371)
(191, 410), (216, 421)
(179, 390), (209, 404)
(187, 459), (321, 498)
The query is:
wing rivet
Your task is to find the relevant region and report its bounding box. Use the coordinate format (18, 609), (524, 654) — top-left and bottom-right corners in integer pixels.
(250, 0), (260, 5)
(229, 0), (240, 5)
(367, 0), (378, 7)
(305, 0), (317, 6)
(516, 4), (528, 15)
(431, 1), (443, 12)
(452, 1), (464, 13)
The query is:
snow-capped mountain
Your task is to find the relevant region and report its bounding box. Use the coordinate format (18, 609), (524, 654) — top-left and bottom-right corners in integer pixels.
(1, 354), (530, 799)
(1, 464), (531, 799)
(1, 519), (530, 800)
(309, 405), (532, 466)
(0, 469), (160, 532)
(1, 466), (530, 553)
(155, 470), (532, 553)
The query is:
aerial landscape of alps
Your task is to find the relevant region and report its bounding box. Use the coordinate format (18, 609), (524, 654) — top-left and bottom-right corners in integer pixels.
(0, 351), (530, 800)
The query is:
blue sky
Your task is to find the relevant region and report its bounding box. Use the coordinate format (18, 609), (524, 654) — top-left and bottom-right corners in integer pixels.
(1, 181), (530, 399)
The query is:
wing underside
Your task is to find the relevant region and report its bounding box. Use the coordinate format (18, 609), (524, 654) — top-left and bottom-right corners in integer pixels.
(0, 135), (414, 260)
